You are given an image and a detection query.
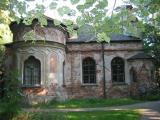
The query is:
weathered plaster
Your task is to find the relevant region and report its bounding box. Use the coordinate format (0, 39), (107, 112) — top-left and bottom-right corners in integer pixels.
(66, 42), (154, 98)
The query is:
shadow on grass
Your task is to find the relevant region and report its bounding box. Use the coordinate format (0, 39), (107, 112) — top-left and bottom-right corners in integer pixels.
(13, 110), (140, 120)
(31, 98), (142, 109)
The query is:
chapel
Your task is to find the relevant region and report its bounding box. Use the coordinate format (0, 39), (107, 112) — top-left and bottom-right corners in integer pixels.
(5, 18), (154, 103)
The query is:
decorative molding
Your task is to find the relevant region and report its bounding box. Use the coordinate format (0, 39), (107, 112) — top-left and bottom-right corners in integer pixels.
(16, 46), (65, 87)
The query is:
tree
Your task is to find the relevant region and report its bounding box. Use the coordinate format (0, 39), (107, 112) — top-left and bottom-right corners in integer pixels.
(128, 0), (160, 84)
(0, 0), (159, 42)
(142, 24), (160, 85)
(0, 0), (127, 43)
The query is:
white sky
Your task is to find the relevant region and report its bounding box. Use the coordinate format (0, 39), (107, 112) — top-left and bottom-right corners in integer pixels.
(27, 0), (125, 22)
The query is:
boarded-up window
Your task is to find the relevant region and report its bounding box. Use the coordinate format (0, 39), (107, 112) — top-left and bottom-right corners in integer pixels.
(82, 57), (96, 84)
(130, 67), (137, 82)
(111, 57), (125, 83)
(23, 56), (41, 86)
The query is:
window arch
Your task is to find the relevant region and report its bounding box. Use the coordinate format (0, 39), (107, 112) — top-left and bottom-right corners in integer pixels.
(111, 57), (125, 83)
(23, 56), (41, 86)
(82, 57), (96, 84)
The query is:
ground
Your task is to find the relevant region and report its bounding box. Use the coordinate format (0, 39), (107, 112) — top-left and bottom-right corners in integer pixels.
(14, 110), (139, 120)
(15, 100), (160, 120)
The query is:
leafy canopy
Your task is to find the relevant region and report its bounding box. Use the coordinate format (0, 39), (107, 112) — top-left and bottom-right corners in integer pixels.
(0, 0), (159, 43)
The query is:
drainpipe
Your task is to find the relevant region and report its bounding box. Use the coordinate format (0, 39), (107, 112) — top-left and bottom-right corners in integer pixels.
(101, 42), (106, 98)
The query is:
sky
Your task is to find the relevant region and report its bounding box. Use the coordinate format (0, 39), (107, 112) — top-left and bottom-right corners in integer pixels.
(27, 0), (125, 22)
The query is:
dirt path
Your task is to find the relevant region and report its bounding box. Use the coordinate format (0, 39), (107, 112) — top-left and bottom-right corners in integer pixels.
(23, 101), (160, 120)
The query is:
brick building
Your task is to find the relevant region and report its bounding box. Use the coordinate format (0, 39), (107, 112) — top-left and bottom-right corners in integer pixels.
(5, 19), (154, 103)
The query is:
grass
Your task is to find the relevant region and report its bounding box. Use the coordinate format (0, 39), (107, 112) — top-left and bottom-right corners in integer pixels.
(32, 98), (142, 109)
(13, 110), (140, 120)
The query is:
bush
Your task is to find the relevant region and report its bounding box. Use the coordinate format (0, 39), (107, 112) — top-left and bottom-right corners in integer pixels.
(12, 112), (30, 120)
(0, 70), (22, 120)
(142, 94), (160, 101)
(137, 86), (160, 101)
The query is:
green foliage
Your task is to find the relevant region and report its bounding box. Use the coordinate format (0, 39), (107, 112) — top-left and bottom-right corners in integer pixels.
(0, 10), (12, 44)
(0, 0), (8, 10)
(129, 0), (160, 27)
(62, 19), (73, 26)
(49, 2), (57, 9)
(70, 0), (79, 5)
(76, 16), (85, 26)
(12, 110), (140, 120)
(97, 32), (110, 43)
(129, 0), (160, 86)
(12, 112), (30, 120)
(0, 70), (22, 120)
(58, 6), (71, 16)
(54, 19), (61, 26)
(23, 30), (36, 41)
(0, 0), (159, 43)
(137, 87), (160, 101)
(96, 0), (108, 9)
(142, 24), (160, 85)
(140, 94), (160, 101)
(0, 24), (13, 44)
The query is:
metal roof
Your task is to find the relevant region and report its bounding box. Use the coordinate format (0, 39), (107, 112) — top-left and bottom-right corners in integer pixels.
(127, 52), (153, 60)
(67, 34), (141, 43)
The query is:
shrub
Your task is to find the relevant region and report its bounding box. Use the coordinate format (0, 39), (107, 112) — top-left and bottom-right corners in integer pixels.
(137, 86), (160, 101)
(0, 70), (22, 120)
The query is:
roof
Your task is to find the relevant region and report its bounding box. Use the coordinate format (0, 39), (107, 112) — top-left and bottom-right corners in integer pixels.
(67, 34), (141, 43)
(110, 34), (140, 41)
(127, 52), (153, 60)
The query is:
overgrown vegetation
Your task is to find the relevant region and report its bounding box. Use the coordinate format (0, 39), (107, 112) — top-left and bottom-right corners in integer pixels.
(0, 44), (22, 120)
(0, 0), (159, 42)
(138, 87), (160, 101)
(12, 110), (140, 120)
(0, 70), (22, 120)
(129, 0), (160, 87)
(142, 24), (160, 86)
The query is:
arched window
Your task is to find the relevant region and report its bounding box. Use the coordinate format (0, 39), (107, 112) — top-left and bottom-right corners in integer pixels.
(23, 56), (41, 86)
(82, 57), (96, 84)
(111, 57), (125, 83)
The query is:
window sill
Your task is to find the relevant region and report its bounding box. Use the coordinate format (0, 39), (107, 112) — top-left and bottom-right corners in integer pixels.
(81, 84), (98, 86)
(21, 85), (41, 88)
(112, 82), (127, 86)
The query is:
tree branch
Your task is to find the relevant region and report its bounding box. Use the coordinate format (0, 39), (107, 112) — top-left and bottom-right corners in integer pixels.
(111, 0), (117, 17)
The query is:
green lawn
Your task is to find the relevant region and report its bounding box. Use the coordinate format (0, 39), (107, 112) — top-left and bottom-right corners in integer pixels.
(13, 110), (140, 120)
(33, 98), (142, 109)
